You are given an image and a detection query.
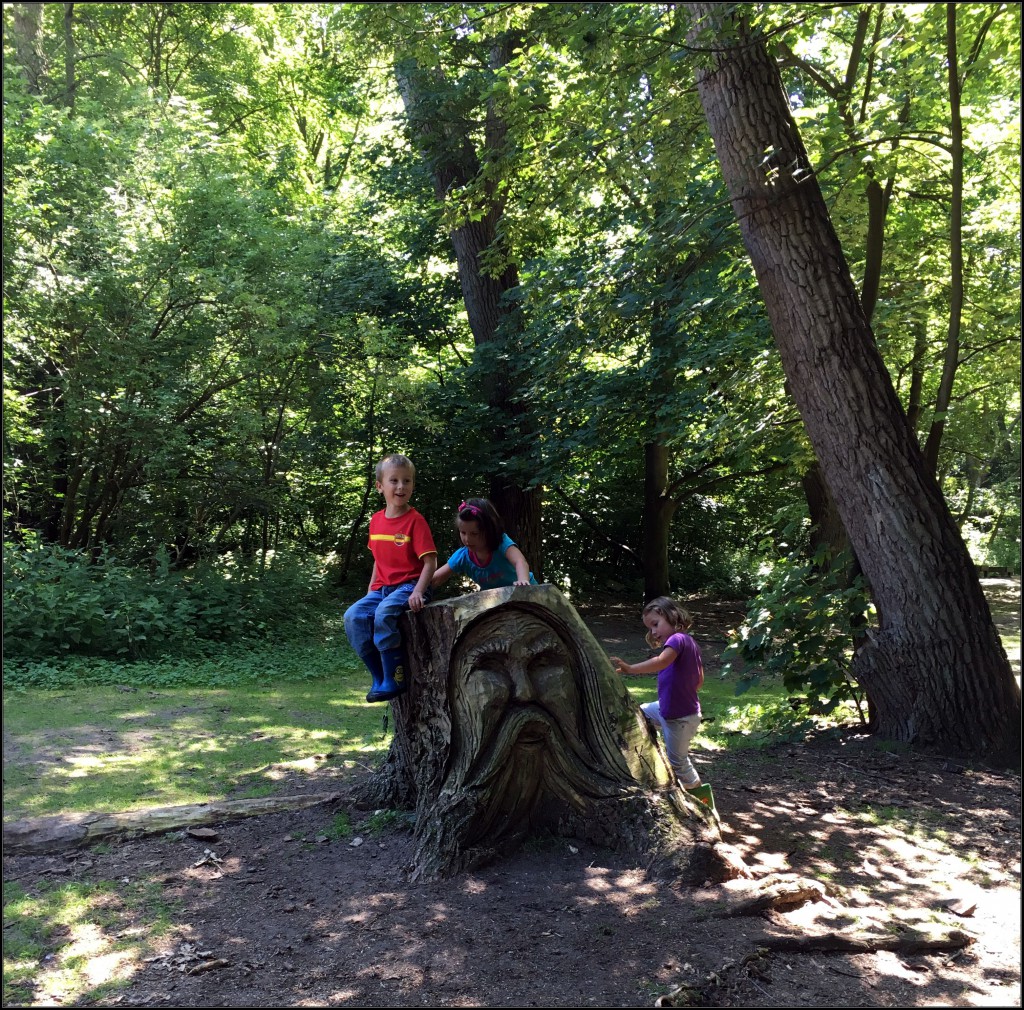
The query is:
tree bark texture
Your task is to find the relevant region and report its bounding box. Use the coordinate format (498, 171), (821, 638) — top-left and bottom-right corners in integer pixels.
(359, 585), (724, 881)
(685, 4), (1020, 762)
(9, 2), (45, 94)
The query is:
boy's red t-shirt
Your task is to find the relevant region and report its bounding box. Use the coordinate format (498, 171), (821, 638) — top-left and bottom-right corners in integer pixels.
(368, 508), (436, 589)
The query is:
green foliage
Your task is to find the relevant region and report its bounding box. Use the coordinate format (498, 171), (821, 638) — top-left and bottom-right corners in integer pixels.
(2, 1), (1020, 613)
(363, 808), (415, 835)
(323, 811), (354, 841)
(724, 534), (873, 720)
(2, 541), (331, 662)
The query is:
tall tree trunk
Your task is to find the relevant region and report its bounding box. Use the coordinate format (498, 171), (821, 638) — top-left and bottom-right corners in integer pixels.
(9, 2), (45, 94)
(62, 3), (75, 110)
(922, 4), (966, 472)
(685, 3), (1020, 763)
(394, 44), (543, 574)
(786, 9), (901, 575)
(391, 39), (544, 569)
(642, 441), (677, 599)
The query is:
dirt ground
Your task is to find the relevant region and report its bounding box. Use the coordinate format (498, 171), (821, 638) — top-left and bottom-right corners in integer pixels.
(3, 594), (1021, 1008)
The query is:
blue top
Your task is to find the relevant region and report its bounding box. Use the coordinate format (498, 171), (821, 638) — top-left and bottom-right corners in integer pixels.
(445, 533), (537, 590)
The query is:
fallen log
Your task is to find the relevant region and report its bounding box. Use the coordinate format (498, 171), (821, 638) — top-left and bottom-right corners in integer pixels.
(3, 793), (341, 856)
(654, 931), (975, 1007)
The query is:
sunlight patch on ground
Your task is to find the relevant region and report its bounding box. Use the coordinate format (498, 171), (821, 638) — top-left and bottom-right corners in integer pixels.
(36, 921), (135, 1005)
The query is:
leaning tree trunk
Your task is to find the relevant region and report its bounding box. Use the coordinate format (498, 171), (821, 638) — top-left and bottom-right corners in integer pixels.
(685, 4), (1020, 763)
(359, 585), (725, 882)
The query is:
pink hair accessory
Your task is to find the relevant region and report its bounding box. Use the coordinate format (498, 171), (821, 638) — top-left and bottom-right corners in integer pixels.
(458, 501), (482, 516)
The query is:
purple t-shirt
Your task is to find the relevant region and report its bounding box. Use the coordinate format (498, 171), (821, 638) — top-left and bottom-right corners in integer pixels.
(658, 632), (703, 720)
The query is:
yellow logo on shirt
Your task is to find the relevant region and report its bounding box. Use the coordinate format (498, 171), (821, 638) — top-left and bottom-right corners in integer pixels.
(370, 533), (410, 546)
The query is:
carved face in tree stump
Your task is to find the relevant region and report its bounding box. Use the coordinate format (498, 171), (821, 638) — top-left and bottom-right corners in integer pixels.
(448, 607), (625, 844)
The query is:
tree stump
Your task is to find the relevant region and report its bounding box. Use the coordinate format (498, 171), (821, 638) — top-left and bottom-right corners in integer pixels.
(358, 585), (725, 881)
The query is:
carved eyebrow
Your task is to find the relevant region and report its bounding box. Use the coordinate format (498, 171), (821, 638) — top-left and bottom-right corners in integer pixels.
(523, 631), (564, 656)
(461, 637), (513, 667)
(459, 628), (565, 669)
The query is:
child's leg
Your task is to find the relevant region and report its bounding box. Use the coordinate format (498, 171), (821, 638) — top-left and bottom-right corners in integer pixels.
(641, 702), (701, 788)
(662, 714), (702, 788)
(371, 584), (419, 697)
(370, 583), (416, 653)
(344, 590), (385, 671)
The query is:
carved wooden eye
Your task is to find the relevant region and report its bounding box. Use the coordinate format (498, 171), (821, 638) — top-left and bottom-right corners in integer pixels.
(464, 660), (511, 710)
(526, 647), (571, 706)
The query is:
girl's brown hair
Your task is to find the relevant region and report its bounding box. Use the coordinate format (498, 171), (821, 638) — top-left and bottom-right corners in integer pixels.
(641, 596), (693, 648)
(456, 497), (504, 552)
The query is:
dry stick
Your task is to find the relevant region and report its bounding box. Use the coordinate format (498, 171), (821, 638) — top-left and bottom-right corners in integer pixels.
(747, 977), (785, 1005)
(835, 760), (896, 781)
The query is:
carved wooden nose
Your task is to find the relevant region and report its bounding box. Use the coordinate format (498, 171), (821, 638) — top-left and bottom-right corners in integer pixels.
(507, 661), (536, 702)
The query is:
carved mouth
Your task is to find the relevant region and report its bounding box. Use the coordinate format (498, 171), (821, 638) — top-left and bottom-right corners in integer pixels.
(465, 706), (556, 775)
(509, 705), (554, 744)
(515, 725), (548, 745)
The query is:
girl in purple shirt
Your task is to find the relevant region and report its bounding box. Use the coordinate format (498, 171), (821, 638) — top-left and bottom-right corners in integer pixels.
(610, 596), (705, 789)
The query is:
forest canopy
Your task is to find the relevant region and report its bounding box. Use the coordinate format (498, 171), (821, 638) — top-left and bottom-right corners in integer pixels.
(3, 3), (1020, 668)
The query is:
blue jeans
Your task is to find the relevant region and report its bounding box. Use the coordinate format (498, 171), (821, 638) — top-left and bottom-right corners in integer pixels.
(343, 583), (420, 663)
(642, 701), (701, 788)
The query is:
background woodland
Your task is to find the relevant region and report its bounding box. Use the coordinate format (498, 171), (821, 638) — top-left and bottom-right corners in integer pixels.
(4, 3), (1020, 700)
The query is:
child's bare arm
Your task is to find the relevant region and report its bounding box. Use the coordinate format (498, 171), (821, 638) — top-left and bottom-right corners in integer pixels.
(431, 562), (452, 588)
(504, 544), (531, 585)
(409, 553), (437, 612)
(610, 646), (678, 676)
(367, 561), (378, 593)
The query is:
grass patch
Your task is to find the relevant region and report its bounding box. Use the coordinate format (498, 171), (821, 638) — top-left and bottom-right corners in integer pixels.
(3, 878), (177, 1005)
(323, 811), (353, 841)
(2, 639), (390, 823)
(363, 809), (415, 835)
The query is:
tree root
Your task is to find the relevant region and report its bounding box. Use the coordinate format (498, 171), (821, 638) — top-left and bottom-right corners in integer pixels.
(759, 929), (975, 953)
(709, 875), (829, 916)
(654, 929), (975, 1007)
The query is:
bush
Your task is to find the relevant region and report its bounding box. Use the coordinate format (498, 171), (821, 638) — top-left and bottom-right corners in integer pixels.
(2, 542), (331, 660)
(723, 540), (873, 720)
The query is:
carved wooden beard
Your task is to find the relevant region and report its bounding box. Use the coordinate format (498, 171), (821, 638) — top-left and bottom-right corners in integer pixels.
(448, 608), (624, 845)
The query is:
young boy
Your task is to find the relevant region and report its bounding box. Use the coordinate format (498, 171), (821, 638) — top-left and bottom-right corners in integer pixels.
(344, 454), (437, 702)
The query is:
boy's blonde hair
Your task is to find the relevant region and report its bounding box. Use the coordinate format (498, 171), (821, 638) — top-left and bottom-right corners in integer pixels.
(375, 454), (415, 480)
(642, 596), (693, 648)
